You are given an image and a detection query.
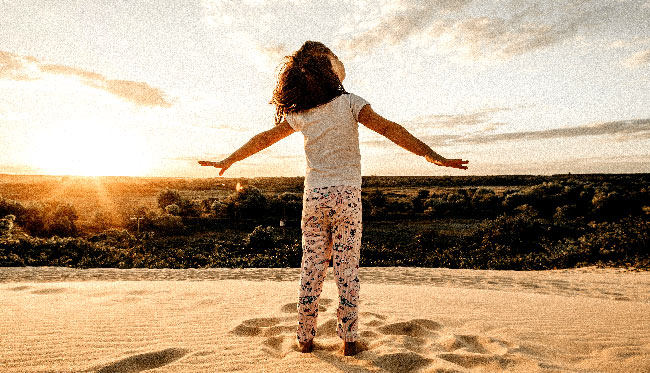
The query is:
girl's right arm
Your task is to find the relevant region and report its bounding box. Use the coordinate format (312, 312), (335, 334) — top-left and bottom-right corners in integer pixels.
(199, 120), (295, 175)
(358, 105), (468, 170)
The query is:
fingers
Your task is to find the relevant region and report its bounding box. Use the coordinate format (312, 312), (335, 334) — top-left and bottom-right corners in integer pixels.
(199, 160), (223, 167)
(448, 159), (469, 170)
(199, 160), (231, 175)
(440, 159), (469, 170)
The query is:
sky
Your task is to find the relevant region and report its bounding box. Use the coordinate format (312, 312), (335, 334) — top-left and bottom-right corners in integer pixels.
(1, 0), (649, 178)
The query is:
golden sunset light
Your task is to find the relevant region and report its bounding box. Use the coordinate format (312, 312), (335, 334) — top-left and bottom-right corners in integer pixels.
(25, 120), (154, 177)
(1, 1), (648, 177)
(1, 3), (649, 372)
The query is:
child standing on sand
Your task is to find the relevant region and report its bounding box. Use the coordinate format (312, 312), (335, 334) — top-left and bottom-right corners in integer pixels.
(199, 41), (468, 356)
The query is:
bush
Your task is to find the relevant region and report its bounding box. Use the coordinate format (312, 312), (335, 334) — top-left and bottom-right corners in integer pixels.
(165, 204), (181, 215)
(467, 210), (550, 259)
(591, 189), (640, 221)
(422, 189), (471, 218)
(0, 215), (16, 238)
(0, 235), (130, 268)
(90, 211), (119, 232)
(153, 214), (185, 235)
(157, 189), (200, 217)
(226, 187), (269, 220)
(45, 203), (79, 237)
(158, 189), (183, 210)
(411, 190), (429, 213)
(578, 218), (649, 264)
(246, 225), (278, 252)
(268, 192), (302, 221)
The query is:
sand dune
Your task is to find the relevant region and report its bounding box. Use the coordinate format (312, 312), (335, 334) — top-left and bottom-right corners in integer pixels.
(1, 267), (649, 372)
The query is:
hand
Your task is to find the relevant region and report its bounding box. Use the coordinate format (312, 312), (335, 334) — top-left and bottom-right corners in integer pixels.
(198, 159), (233, 176)
(425, 155), (469, 170)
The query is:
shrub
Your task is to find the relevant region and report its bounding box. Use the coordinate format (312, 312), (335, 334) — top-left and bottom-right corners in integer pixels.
(90, 211), (119, 232)
(268, 192), (302, 221)
(157, 189), (200, 217)
(470, 210), (549, 256)
(591, 189), (640, 221)
(0, 215), (16, 238)
(43, 203), (79, 237)
(226, 187), (269, 220)
(578, 218), (649, 263)
(153, 214), (185, 235)
(0, 235), (128, 268)
(411, 190), (430, 213)
(165, 204), (181, 215)
(158, 189), (183, 210)
(246, 225), (278, 252)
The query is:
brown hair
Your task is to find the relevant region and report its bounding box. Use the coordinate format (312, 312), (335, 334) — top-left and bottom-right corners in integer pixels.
(270, 41), (346, 124)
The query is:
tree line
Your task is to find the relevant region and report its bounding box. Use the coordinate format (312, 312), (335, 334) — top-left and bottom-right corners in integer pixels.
(0, 174), (648, 269)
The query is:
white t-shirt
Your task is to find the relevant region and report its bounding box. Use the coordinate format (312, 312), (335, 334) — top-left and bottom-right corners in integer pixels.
(286, 93), (369, 189)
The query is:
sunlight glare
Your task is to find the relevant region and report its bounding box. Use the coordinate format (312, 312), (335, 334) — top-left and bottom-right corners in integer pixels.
(29, 120), (154, 176)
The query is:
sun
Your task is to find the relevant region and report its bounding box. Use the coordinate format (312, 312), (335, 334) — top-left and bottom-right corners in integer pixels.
(28, 120), (154, 176)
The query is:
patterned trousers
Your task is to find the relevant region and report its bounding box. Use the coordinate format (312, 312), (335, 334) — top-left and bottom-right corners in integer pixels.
(297, 185), (362, 343)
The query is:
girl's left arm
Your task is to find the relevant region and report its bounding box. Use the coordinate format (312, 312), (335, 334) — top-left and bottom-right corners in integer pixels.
(358, 105), (468, 170)
(199, 120), (295, 175)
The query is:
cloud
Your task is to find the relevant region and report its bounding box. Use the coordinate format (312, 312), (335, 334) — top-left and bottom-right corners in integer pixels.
(609, 37), (650, 49)
(365, 118), (650, 148)
(623, 49), (650, 67)
(0, 51), (171, 107)
(407, 107), (510, 129)
(457, 118), (650, 145)
(201, 0), (303, 72)
(362, 134), (455, 148)
(339, 0), (609, 61)
(0, 51), (39, 81)
(337, 0), (471, 53)
(363, 107), (513, 148)
(258, 42), (289, 63)
(247, 42), (290, 73)
(432, 16), (579, 61)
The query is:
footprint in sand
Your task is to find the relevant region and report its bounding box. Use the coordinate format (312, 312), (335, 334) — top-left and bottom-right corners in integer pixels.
(7, 285), (32, 291)
(437, 334), (512, 355)
(233, 299), (340, 357)
(30, 287), (66, 295)
(437, 352), (513, 370)
(94, 348), (189, 373)
(231, 317), (295, 337)
(432, 334), (520, 370)
(233, 302), (532, 372)
(364, 318), (530, 372)
(377, 319), (443, 338)
(374, 352), (433, 373)
(233, 317), (297, 357)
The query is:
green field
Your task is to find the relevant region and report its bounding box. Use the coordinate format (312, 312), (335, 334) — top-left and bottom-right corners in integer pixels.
(1, 174), (648, 270)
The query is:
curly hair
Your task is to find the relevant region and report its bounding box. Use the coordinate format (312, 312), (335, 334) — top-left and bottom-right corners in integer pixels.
(270, 41), (346, 124)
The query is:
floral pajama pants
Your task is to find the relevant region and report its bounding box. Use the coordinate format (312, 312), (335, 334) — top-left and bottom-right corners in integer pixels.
(297, 185), (362, 343)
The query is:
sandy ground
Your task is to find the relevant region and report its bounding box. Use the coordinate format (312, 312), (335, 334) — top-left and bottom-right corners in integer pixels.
(1, 266), (649, 372)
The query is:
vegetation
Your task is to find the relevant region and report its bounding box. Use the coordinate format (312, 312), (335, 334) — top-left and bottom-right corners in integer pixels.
(0, 174), (648, 270)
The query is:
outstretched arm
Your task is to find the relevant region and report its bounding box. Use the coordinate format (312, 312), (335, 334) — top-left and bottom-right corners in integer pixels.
(199, 120), (295, 175)
(358, 105), (468, 170)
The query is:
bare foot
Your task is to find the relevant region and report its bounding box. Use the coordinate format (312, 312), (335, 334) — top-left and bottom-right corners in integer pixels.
(298, 340), (313, 353)
(343, 341), (360, 356)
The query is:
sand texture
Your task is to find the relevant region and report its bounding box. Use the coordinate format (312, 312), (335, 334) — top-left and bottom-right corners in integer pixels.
(1, 267), (649, 372)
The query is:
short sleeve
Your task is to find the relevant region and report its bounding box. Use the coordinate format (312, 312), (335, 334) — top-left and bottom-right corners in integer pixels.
(348, 93), (370, 122)
(285, 112), (302, 131)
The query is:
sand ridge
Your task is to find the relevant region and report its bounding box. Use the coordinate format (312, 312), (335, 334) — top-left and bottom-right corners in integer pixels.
(1, 267), (649, 372)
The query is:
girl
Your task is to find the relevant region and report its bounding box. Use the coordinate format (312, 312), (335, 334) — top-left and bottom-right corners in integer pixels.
(199, 41), (468, 356)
